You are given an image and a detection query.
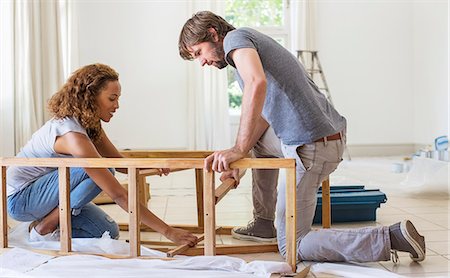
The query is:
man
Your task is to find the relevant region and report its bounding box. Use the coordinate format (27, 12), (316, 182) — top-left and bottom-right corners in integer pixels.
(178, 11), (425, 263)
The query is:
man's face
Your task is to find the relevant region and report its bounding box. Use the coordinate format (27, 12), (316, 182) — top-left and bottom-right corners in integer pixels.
(189, 41), (227, 69)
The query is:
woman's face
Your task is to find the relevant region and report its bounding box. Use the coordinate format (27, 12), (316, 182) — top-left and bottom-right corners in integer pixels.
(96, 80), (121, 122)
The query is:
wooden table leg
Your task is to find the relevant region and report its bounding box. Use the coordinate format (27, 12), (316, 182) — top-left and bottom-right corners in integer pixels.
(203, 170), (215, 256)
(286, 166), (297, 272)
(321, 178), (331, 229)
(0, 166), (8, 248)
(59, 167), (72, 253)
(128, 167), (140, 257)
(195, 169), (204, 227)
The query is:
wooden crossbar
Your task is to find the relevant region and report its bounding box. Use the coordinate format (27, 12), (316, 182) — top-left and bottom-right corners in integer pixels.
(138, 168), (188, 176)
(153, 243), (279, 256)
(167, 233), (205, 257)
(214, 169), (246, 204)
(0, 157), (294, 169)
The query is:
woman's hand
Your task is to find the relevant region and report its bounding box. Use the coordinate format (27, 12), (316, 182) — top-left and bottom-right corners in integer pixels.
(165, 227), (198, 246)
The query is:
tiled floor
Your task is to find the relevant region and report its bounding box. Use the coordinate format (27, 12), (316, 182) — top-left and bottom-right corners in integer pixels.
(100, 156), (450, 277)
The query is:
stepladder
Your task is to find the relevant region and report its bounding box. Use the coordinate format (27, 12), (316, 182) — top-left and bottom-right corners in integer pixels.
(296, 50), (332, 103)
(297, 50), (351, 161)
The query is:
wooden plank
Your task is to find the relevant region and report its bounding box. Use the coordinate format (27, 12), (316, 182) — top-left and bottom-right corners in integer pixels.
(285, 167), (297, 272)
(118, 223), (233, 235)
(128, 167), (140, 257)
(167, 234), (205, 257)
(150, 243), (279, 256)
(203, 170), (216, 256)
(321, 178), (331, 229)
(121, 150), (213, 158)
(0, 157), (205, 168)
(0, 166), (7, 248)
(215, 169), (246, 204)
(58, 167), (71, 253)
(137, 174), (147, 206)
(195, 169), (204, 227)
(229, 158), (295, 169)
(0, 157), (295, 170)
(138, 168), (189, 176)
(11, 247), (176, 260)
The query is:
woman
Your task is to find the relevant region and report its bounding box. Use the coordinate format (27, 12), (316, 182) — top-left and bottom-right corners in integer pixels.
(6, 63), (198, 246)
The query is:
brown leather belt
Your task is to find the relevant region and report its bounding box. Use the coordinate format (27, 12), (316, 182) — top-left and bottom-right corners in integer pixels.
(314, 132), (342, 143)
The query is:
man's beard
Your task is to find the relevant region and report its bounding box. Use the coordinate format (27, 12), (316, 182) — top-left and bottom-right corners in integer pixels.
(212, 42), (227, 69)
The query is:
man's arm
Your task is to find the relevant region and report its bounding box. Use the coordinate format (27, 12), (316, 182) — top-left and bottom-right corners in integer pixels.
(233, 48), (268, 153)
(205, 47), (269, 173)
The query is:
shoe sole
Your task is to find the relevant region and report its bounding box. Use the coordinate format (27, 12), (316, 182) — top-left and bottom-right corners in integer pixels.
(401, 220), (426, 262)
(231, 229), (277, 243)
(28, 220), (40, 233)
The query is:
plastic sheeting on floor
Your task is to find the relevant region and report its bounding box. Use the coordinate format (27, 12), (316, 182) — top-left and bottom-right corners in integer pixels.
(402, 157), (449, 196)
(2, 222), (291, 278)
(3, 223), (419, 278)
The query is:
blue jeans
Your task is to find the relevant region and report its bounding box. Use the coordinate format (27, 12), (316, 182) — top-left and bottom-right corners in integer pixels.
(7, 167), (119, 239)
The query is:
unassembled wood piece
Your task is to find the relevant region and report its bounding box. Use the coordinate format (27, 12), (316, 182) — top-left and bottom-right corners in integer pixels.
(167, 234), (205, 257)
(214, 169), (246, 204)
(166, 227), (222, 257)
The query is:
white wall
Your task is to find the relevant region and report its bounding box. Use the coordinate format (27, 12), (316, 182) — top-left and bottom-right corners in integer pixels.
(316, 0), (415, 146)
(74, 1), (448, 152)
(76, 1), (190, 150)
(316, 0), (448, 150)
(412, 1), (449, 146)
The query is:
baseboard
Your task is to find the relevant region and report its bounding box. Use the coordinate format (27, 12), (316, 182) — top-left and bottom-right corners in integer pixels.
(346, 144), (416, 157)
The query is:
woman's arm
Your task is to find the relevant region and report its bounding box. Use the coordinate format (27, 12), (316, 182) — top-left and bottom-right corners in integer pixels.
(54, 131), (197, 245)
(94, 129), (127, 173)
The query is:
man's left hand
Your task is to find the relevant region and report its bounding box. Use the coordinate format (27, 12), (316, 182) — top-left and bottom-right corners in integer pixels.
(204, 147), (245, 172)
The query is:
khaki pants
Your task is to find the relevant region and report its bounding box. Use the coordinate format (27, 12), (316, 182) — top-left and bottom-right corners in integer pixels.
(252, 127), (391, 262)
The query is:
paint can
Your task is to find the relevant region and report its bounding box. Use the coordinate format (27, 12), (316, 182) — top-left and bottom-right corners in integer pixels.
(391, 163), (404, 173)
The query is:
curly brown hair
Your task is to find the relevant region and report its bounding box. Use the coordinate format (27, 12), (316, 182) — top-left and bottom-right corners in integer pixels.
(179, 11), (235, 60)
(48, 63), (119, 142)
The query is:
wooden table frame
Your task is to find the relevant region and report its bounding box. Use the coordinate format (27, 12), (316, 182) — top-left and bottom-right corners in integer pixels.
(119, 150), (331, 232)
(0, 156), (302, 272)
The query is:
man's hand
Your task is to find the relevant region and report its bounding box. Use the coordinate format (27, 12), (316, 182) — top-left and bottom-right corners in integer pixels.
(157, 168), (170, 176)
(220, 169), (241, 186)
(204, 147), (245, 172)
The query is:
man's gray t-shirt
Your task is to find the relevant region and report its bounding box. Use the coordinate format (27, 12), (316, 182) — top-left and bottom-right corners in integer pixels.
(223, 27), (346, 145)
(6, 117), (87, 196)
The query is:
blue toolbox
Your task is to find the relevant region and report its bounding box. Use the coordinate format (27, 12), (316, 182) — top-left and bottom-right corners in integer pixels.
(313, 185), (387, 224)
